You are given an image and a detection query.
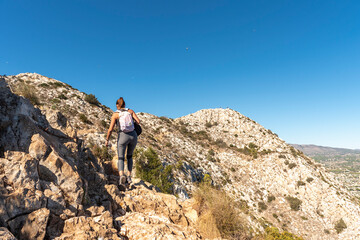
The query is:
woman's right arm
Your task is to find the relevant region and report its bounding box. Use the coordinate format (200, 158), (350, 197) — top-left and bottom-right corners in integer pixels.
(129, 109), (140, 124)
(105, 113), (117, 146)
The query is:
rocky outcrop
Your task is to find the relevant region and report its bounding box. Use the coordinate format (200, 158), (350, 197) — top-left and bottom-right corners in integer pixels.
(0, 76), (201, 239)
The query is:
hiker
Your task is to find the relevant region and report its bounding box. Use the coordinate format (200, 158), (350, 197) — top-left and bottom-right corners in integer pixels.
(105, 97), (140, 186)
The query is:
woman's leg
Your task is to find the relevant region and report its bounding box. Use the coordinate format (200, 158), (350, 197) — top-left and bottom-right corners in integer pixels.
(126, 131), (138, 176)
(117, 132), (128, 176)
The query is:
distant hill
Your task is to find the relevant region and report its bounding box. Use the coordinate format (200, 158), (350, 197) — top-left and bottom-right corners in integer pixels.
(291, 144), (360, 157)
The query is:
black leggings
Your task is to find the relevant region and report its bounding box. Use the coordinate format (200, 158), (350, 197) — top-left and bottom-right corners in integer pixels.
(117, 130), (137, 172)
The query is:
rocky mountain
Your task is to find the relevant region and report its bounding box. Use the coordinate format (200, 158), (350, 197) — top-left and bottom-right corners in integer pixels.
(1, 73), (360, 239)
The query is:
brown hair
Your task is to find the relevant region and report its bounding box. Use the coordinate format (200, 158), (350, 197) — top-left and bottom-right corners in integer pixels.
(116, 97), (125, 108)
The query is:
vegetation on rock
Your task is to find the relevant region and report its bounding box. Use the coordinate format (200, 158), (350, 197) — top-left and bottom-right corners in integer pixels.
(134, 147), (174, 194)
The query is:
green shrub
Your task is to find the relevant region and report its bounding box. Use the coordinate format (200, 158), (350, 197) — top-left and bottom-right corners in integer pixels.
(215, 139), (227, 148)
(51, 98), (61, 104)
(267, 195), (276, 203)
(279, 154), (286, 159)
(50, 81), (65, 88)
(206, 149), (216, 162)
(57, 93), (68, 100)
(38, 83), (50, 88)
(297, 181), (306, 187)
(258, 201), (267, 211)
(195, 130), (211, 141)
(84, 94), (100, 106)
(205, 122), (213, 128)
(306, 177), (314, 183)
(79, 114), (92, 124)
(135, 147), (174, 194)
(288, 163), (297, 169)
(159, 116), (172, 124)
(262, 227), (303, 240)
(334, 218), (347, 234)
(286, 196), (302, 211)
(176, 160), (183, 170)
(92, 145), (113, 162)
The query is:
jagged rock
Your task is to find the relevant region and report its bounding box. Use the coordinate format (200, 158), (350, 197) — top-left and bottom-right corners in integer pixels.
(1, 151), (41, 190)
(0, 188), (46, 226)
(39, 151), (84, 207)
(18, 208), (50, 240)
(117, 212), (200, 240)
(0, 227), (17, 240)
(55, 211), (121, 240)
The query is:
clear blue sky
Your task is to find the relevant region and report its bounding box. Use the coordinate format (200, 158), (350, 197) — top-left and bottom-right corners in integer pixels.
(1, 0), (360, 149)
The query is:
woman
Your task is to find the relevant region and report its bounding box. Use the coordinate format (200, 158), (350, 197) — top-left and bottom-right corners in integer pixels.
(105, 97), (140, 185)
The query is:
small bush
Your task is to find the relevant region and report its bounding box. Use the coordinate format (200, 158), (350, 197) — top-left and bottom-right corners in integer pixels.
(50, 81), (65, 88)
(258, 201), (267, 211)
(176, 160), (183, 170)
(214, 139), (227, 148)
(51, 98), (61, 104)
(159, 116), (172, 124)
(279, 154), (286, 159)
(297, 181), (306, 187)
(334, 218), (347, 234)
(205, 122), (213, 128)
(84, 94), (100, 106)
(306, 177), (314, 183)
(79, 114), (92, 124)
(230, 167), (236, 172)
(286, 196), (302, 211)
(195, 130), (211, 141)
(234, 134), (238, 137)
(267, 195), (276, 203)
(57, 93), (68, 100)
(38, 83), (50, 88)
(288, 163), (297, 169)
(135, 147), (174, 194)
(206, 149), (216, 162)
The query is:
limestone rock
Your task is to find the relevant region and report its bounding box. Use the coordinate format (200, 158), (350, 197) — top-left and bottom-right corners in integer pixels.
(55, 211), (120, 240)
(0, 227), (17, 240)
(117, 212), (200, 240)
(19, 208), (50, 240)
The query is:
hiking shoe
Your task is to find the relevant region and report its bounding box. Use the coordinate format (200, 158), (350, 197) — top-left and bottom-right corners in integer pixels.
(119, 175), (127, 185)
(127, 176), (132, 184)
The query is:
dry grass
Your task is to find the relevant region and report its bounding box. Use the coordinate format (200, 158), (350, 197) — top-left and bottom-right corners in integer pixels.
(14, 83), (40, 105)
(193, 183), (250, 239)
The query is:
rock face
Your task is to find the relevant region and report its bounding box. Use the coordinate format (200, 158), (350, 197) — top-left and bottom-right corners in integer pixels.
(1, 73), (360, 239)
